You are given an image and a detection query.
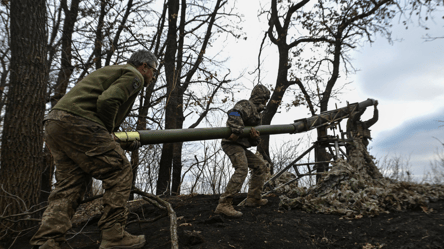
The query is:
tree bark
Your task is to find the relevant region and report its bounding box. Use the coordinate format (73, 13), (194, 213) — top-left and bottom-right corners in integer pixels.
(258, 43), (294, 169)
(130, 82), (156, 199)
(104, 0), (134, 66)
(171, 138), (183, 195)
(38, 147), (53, 204)
(156, 0), (228, 195)
(156, 0), (180, 195)
(94, 0), (107, 70)
(42, 0), (81, 202)
(50, 0), (80, 107)
(0, 0), (47, 235)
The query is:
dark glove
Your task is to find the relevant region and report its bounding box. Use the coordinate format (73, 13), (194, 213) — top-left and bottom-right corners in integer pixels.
(125, 140), (141, 151)
(250, 127), (260, 139)
(228, 133), (239, 141)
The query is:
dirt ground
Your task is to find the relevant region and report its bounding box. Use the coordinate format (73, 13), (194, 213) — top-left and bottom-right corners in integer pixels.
(6, 193), (444, 249)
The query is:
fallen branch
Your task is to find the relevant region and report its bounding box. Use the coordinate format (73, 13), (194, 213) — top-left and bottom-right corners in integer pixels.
(132, 188), (179, 249)
(142, 197), (166, 210)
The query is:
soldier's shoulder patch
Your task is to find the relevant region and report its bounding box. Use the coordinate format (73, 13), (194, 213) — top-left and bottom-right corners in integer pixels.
(228, 111), (241, 117)
(132, 77), (141, 90)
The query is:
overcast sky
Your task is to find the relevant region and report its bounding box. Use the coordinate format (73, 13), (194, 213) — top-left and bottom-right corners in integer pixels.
(350, 17), (444, 180)
(225, 1), (444, 181)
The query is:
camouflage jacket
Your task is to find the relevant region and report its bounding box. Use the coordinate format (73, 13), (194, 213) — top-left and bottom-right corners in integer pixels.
(347, 107), (378, 146)
(222, 85), (270, 148)
(50, 63), (144, 133)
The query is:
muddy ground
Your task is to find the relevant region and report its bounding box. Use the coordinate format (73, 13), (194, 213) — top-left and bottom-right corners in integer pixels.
(5, 193), (444, 249)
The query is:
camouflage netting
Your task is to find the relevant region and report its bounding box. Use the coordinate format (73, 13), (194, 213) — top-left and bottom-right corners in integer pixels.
(258, 151), (299, 194)
(278, 138), (444, 218)
(264, 171), (299, 194)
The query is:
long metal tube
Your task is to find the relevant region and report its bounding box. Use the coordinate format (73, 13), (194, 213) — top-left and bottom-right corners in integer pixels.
(114, 98), (377, 145)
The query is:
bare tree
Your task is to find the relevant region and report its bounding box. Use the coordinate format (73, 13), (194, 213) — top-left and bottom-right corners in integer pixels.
(405, 0), (444, 41)
(258, 0), (400, 181)
(50, 0), (81, 107)
(156, 0), (240, 195)
(377, 154), (413, 182)
(0, 0), (47, 238)
(423, 139), (444, 184)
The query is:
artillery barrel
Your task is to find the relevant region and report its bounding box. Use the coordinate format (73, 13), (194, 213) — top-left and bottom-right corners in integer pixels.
(114, 98), (377, 145)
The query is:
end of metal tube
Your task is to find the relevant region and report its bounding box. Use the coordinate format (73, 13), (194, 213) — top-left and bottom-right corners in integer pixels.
(113, 131), (141, 142)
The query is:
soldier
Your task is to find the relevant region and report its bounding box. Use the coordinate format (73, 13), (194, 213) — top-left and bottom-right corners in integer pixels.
(347, 101), (379, 148)
(30, 50), (158, 249)
(214, 84), (271, 217)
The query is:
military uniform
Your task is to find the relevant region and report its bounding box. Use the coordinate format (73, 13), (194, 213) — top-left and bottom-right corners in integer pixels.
(52, 63), (144, 132)
(30, 63), (145, 247)
(346, 105), (378, 148)
(216, 85), (270, 215)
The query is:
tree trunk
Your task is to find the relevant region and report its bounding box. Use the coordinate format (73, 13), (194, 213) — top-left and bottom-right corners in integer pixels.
(38, 147), (53, 204)
(258, 45), (292, 172)
(130, 80), (156, 199)
(157, 90), (184, 195)
(171, 136), (183, 195)
(94, 0), (107, 70)
(157, 144), (173, 195)
(156, 0), (180, 195)
(156, 0), (225, 195)
(50, 0), (80, 107)
(42, 0), (81, 203)
(0, 0), (47, 236)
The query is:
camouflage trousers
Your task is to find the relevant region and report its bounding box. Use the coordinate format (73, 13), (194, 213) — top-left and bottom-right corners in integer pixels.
(219, 143), (267, 203)
(30, 110), (132, 246)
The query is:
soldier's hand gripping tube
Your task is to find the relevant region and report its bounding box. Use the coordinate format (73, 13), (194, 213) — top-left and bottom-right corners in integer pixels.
(121, 140), (141, 151)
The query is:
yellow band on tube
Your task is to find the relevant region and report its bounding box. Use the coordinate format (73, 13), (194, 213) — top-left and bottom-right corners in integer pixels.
(113, 131), (140, 142)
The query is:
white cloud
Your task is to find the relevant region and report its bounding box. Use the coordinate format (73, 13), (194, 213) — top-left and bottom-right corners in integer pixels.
(354, 22), (444, 101)
(371, 107), (444, 178)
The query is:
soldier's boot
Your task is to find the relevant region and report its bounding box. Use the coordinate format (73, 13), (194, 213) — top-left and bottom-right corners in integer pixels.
(99, 223), (146, 249)
(37, 239), (61, 249)
(245, 198), (268, 207)
(214, 198), (243, 217)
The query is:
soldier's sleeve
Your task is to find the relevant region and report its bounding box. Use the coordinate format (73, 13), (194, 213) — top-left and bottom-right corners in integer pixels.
(364, 107), (379, 129)
(347, 107), (366, 133)
(226, 101), (249, 135)
(350, 108), (365, 123)
(97, 71), (142, 132)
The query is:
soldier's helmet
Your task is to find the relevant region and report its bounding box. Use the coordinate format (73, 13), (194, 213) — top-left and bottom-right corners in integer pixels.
(250, 84), (270, 105)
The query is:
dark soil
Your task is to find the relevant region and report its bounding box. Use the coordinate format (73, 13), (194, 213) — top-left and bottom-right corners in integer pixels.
(6, 193), (444, 249)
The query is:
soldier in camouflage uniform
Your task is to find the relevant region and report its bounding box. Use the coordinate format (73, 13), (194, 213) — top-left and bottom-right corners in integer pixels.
(347, 101), (379, 149)
(214, 84), (271, 217)
(30, 50), (159, 249)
